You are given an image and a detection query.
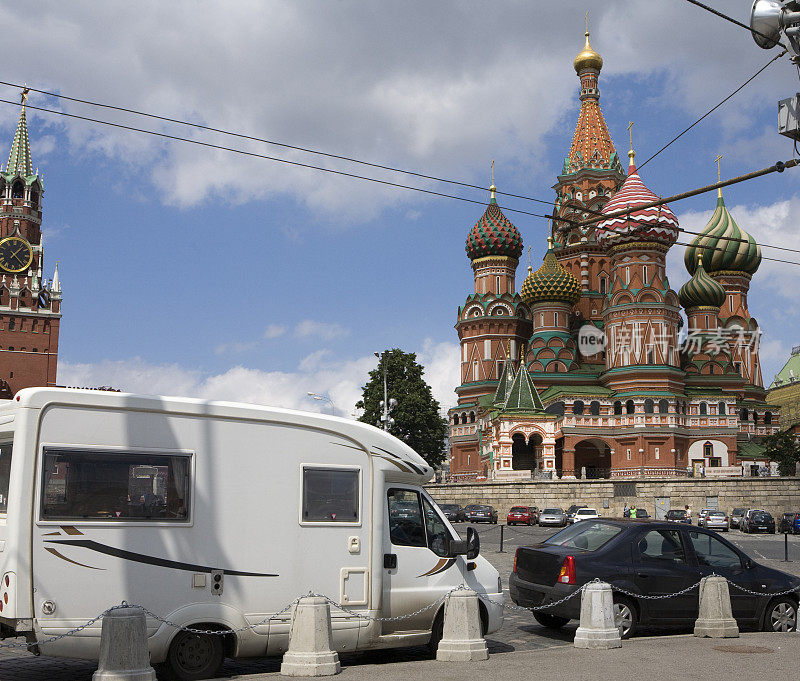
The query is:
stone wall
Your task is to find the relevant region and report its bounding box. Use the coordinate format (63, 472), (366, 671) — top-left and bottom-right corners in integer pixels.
(426, 477), (800, 520)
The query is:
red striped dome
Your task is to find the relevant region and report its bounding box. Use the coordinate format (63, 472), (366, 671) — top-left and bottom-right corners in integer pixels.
(596, 161), (678, 248)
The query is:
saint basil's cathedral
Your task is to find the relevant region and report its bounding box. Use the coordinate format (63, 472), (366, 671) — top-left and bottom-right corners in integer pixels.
(448, 31), (779, 481)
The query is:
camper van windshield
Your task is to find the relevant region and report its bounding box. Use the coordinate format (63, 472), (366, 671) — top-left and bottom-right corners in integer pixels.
(40, 449), (191, 521)
(0, 442), (11, 513)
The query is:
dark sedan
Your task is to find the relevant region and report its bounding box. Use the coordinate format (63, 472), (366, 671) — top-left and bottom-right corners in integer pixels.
(778, 512), (800, 534)
(666, 509), (691, 524)
(439, 503), (465, 523)
(465, 504), (498, 524)
(509, 519), (799, 638)
(741, 510), (776, 534)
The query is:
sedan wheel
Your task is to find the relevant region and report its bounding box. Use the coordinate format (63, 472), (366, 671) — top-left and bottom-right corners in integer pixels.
(765, 599), (798, 632)
(613, 598), (637, 639)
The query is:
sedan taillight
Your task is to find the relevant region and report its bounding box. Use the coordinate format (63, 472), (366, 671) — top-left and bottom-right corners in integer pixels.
(558, 555), (576, 585)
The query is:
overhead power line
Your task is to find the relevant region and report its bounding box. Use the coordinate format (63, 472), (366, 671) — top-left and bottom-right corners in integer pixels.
(638, 50), (788, 169)
(684, 0), (788, 50)
(2, 99), (799, 267)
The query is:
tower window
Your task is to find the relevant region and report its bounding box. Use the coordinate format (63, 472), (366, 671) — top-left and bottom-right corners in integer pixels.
(496, 276), (501, 293)
(590, 400), (601, 415)
(554, 312), (559, 327)
(497, 361), (504, 378)
(473, 360), (479, 381)
(699, 402), (707, 415)
(540, 313), (544, 327)
(11, 180), (23, 199)
(599, 276), (606, 295)
(644, 399), (654, 414)
(625, 400), (635, 415)
(658, 399), (669, 414)
(642, 265), (648, 283)
(647, 347), (654, 364)
(572, 400), (585, 415)
(703, 442), (713, 458)
(718, 401), (726, 415)
(626, 267), (630, 285)
(613, 400), (622, 415)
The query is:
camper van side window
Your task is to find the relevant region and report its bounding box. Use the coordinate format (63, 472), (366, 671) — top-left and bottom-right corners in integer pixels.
(302, 468), (359, 523)
(387, 489), (426, 548)
(0, 442), (12, 513)
(40, 449), (191, 522)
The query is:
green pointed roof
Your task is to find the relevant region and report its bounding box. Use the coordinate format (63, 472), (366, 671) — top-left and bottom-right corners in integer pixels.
(6, 105), (33, 177)
(678, 257), (725, 310)
(493, 361), (516, 404)
(684, 191), (761, 276)
(504, 365), (544, 411)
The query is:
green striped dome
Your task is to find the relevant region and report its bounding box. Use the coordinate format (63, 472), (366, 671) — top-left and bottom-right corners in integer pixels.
(684, 193), (761, 276)
(521, 242), (581, 306)
(678, 258), (725, 310)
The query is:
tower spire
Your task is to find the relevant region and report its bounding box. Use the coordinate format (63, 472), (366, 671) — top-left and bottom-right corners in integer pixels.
(7, 86), (34, 177)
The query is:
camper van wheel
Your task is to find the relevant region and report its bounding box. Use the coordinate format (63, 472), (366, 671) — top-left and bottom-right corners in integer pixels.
(426, 600), (489, 655)
(166, 629), (225, 681)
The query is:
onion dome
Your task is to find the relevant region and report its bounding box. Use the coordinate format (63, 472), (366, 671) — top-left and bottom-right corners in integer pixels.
(465, 185), (524, 260)
(574, 30), (603, 73)
(683, 191), (761, 276)
(521, 236), (581, 306)
(596, 149), (679, 248)
(678, 255), (725, 310)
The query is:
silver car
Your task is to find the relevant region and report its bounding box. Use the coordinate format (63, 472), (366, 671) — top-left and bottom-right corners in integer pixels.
(704, 511), (729, 532)
(538, 507), (567, 527)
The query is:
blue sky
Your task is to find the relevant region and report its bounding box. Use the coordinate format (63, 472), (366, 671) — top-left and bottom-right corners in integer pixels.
(3, 1), (799, 416)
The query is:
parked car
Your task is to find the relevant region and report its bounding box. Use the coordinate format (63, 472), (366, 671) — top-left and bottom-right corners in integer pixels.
(465, 504), (498, 524)
(741, 510), (776, 534)
(697, 509), (715, 527)
(566, 504), (588, 524)
(507, 506), (536, 526)
(739, 509), (766, 533)
(703, 511), (729, 532)
(439, 503), (465, 523)
(573, 508), (600, 522)
(634, 509), (650, 519)
(778, 512), (800, 534)
(730, 508), (747, 528)
(539, 508), (568, 527)
(665, 509), (691, 524)
(509, 519), (800, 638)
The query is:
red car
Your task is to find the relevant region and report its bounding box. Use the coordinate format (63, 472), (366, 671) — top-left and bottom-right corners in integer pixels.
(507, 505), (536, 526)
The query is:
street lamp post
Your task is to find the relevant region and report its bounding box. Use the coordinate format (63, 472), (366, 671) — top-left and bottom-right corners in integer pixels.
(374, 351), (396, 431)
(307, 391), (335, 415)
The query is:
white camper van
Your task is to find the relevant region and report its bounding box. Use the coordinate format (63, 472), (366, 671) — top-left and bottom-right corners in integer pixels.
(0, 388), (502, 679)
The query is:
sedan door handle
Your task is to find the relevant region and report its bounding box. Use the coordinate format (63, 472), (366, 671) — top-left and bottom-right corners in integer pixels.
(636, 572), (650, 578)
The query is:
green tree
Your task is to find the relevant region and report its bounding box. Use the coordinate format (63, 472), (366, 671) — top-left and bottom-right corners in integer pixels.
(761, 429), (800, 476)
(356, 348), (448, 468)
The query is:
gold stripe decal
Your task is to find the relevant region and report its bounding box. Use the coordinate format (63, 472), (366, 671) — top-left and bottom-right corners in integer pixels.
(416, 558), (456, 578)
(44, 547), (104, 570)
(60, 526), (83, 535)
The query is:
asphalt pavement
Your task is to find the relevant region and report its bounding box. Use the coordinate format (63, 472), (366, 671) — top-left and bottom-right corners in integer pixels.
(1, 522), (798, 680)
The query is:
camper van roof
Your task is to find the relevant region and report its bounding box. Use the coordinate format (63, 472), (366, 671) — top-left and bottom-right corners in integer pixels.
(6, 387), (433, 480)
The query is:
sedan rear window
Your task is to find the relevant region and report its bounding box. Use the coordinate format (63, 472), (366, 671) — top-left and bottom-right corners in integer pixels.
(544, 521), (622, 551)
(542, 508), (562, 514)
(510, 506), (528, 512)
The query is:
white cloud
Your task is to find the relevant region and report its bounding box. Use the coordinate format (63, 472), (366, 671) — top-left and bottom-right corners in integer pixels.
(2, 1), (791, 220)
(263, 324), (287, 339)
(294, 320), (349, 341)
(58, 336), (461, 418)
(214, 340), (259, 356)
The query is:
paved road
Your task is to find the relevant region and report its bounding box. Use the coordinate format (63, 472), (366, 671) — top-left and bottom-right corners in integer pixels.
(1, 523), (798, 680)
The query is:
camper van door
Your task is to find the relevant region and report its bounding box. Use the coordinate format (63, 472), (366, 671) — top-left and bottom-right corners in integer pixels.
(382, 486), (458, 633)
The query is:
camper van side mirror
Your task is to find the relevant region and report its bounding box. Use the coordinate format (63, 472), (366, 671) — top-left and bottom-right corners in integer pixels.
(448, 538), (468, 557)
(466, 527), (480, 560)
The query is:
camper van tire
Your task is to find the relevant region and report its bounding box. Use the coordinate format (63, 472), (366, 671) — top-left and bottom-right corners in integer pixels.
(164, 629), (225, 681)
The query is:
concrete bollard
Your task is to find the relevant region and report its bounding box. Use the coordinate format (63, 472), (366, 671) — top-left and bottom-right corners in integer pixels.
(694, 575), (739, 638)
(436, 589), (489, 662)
(92, 607), (157, 681)
(573, 581), (622, 649)
(280, 596), (341, 676)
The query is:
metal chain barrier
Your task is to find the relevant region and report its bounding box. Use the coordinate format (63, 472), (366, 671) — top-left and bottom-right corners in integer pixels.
(2, 577), (798, 650)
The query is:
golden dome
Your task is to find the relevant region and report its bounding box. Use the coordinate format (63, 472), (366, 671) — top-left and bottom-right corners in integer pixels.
(574, 31), (603, 73)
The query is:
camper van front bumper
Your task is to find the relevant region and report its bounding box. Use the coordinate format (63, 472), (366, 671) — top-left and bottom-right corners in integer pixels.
(0, 617), (33, 636)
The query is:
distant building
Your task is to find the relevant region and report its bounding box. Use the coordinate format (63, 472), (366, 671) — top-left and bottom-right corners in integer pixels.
(767, 346), (800, 434)
(449, 30), (778, 481)
(0, 95), (62, 398)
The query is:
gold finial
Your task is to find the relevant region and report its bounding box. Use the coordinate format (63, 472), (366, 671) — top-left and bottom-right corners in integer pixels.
(547, 235), (554, 250)
(714, 154), (724, 198)
(20, 84), (29, 107)
(697, 250), (704, 267)
(626, 121), (635, 167)
(489, 159), (496, 200)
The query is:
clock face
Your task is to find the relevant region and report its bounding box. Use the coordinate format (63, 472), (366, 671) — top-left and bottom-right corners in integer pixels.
(0, 236), (34, 273)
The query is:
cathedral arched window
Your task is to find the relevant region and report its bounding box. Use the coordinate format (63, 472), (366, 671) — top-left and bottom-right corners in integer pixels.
(658, 399), (669, 414)
(469, 412), (475, 423)
(613, 400), (622, 415)
(545, 401), (565, 416)
(703, 442), (713, 458)
(625, 400), (635, 415)
(699, 402), (707, 416)
(740, 408), (748, 421)
(644, 399), (654, 414)
(572, 400), (585, 415)
(753, 412), (760, 425)
(453, 414), (459, 425)
(718, 402), (726, 415)
(590, 400), (600, 416)
(765, 411), (772, 424)
(11, 180), (23, 199)
(30, 187), (40, 208)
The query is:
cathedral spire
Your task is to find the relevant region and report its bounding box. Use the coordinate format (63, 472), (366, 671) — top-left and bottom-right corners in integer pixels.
(7, 87), (34, 178)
